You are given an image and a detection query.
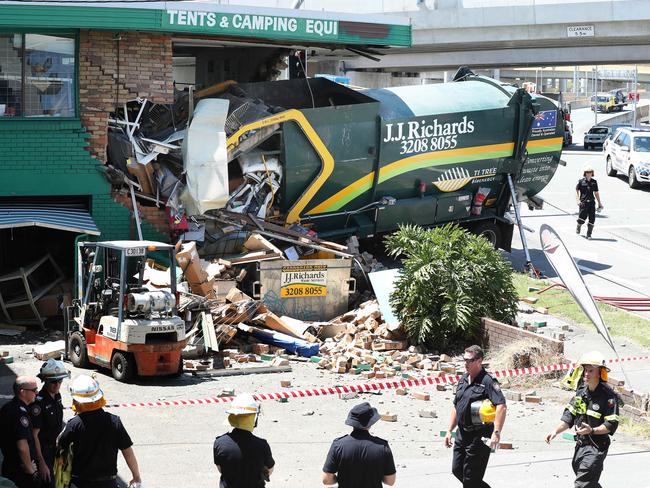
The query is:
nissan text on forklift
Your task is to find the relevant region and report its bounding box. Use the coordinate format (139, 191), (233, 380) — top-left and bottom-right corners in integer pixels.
(64, 241), (186, 382)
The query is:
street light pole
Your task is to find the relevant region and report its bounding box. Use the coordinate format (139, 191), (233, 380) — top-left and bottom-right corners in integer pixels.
(594, 66), (598, 126)
(633, 65), (638, 127)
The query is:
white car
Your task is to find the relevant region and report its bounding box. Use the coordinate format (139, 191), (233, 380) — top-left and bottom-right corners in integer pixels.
(604, 127), (650, 188)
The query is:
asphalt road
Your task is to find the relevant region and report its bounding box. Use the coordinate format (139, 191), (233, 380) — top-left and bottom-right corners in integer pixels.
(508, 105), (650, 389)
(2, 350), (650, 488)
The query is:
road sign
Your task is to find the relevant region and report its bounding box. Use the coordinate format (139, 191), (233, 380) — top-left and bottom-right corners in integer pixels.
(567, 25), (594, 37)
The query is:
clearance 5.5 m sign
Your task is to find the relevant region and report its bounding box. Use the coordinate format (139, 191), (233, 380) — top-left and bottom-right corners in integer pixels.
(165, 10), (339, 41)
(281, 264), (328, 298)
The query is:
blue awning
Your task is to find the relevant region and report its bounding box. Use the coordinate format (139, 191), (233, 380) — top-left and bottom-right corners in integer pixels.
(0, 202), (101, 235)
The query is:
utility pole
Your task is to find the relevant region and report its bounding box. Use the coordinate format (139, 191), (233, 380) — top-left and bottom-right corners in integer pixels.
(633, 65), (638, 127)
(594, 66), (598, 126)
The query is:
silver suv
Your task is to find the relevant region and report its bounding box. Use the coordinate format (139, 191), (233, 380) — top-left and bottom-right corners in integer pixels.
(604, 128), (650, 188)
(584, 125), (611, 150)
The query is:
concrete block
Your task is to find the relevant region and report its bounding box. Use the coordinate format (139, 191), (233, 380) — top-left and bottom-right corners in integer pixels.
(395, 388), (408, 396)
(280, 380), (292, 388)
(525, 395), (542, 404)
(503, 390), (522, 402)
(418, 409), (437, 418)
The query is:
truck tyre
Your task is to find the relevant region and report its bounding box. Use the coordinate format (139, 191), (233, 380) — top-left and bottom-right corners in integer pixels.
(69, 332), (89, 368)
(585, 144), (590, 150)
(629, 166), (641, 189)
(111, 351), (136, 383)
(606, 156), (617, 176)
(474, 221), (501, 249)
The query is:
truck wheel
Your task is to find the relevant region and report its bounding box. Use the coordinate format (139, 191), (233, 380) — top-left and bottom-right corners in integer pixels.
(69, 332), (89, 368)
(606, 157), (617, 176)
(585, 144), (590, 150)
(629, 166), (641, 189)
(474, 221), (501, 249)
(111, 351), (136, 383)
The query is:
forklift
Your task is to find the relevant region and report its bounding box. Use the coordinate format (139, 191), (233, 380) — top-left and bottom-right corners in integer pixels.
(65, 240), (186, 382)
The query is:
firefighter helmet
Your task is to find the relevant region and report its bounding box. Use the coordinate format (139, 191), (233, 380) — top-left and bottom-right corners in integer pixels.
(70, 375), (104, 404)
(470, 399), (496, 425)
(577, 351), (610, 371)
(582, 164), (595, 176)
(37, 358), (70, 382)
(225, 394), (260, 416)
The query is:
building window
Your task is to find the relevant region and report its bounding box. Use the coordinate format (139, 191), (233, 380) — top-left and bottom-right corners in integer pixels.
(0, 33), (75, 118)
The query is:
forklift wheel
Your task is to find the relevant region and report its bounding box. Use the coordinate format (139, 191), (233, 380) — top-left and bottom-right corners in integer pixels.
(69, 332), (89, 368)
(111, 351), (136, 383)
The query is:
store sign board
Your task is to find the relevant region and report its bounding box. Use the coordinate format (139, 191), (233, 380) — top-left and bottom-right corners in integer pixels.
(165, 10), (340, 41)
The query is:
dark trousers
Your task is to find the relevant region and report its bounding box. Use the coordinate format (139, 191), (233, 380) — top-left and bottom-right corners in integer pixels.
(1, 471), (40, 488)
(41, 444), (55, 488)
(577, 201), (596, 235)
(572, 442), (608, 488)
(452, 436), (492, 488)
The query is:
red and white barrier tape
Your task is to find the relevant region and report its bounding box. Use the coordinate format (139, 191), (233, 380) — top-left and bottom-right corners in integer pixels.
(103, 355), (650, 409)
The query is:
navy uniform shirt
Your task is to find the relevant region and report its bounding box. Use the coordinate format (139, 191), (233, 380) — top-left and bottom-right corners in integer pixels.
(453, 368), (506, 441)
(0, 397), (37, 476)
(323, 429), (396, 488)
(561, 382), (620, 447)
(213, 428), (275, 488)
(576, 178), (599, 204)
(57, 409), (133, 480)
(30, 388), (64, 449)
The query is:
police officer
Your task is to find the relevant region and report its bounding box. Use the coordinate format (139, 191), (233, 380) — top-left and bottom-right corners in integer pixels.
(576, 164), (603, 240)
(0, 376), (41, 488)
(213, 394), (274, 488)
(56, 375), (141, 488)
(545, 351), (620, 488)
(322, 402), (396, 488)
(444, 345), (506, 488)
(30, 359), (69, 487)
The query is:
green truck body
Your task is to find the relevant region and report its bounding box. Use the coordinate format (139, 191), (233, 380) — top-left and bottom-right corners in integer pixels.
(227, 74), (564, 250)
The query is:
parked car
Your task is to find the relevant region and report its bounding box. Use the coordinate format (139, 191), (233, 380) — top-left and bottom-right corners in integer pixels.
(604, 127), (650, 188)
(584, 125), (612, 150)
(602, 124), (632, 152)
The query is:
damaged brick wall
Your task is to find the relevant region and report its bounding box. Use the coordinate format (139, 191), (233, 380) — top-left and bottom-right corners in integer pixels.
(78, 30), (174, 239)
(78, 30), (174, 161)
(480, 317), (564, 355)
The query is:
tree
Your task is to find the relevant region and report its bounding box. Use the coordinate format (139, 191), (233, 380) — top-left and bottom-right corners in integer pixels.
(385, 224), (518, 349)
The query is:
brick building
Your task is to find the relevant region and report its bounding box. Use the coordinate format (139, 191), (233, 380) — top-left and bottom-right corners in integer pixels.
(0, 1), (409, 303)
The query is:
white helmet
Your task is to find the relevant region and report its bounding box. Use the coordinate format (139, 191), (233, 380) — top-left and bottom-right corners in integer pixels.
(582, 164), (595, 176)
(70, 375), (104, 404)
(225, 393), (260, 416)
(578, 350), (610, 371)
(38, 358), (70, 382)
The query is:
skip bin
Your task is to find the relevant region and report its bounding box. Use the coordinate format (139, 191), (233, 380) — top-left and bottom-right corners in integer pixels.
(254, 259), (354, 322)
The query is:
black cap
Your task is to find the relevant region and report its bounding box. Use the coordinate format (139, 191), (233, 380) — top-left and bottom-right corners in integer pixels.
(345, 402), (380, 429)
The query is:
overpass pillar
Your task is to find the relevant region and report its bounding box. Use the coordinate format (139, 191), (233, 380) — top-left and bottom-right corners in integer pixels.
(559, 78), (567, 92)
(492, 68), (501, 81)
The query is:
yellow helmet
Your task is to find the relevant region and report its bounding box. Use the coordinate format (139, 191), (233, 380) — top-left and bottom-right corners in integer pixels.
(470, 399), (496, 425)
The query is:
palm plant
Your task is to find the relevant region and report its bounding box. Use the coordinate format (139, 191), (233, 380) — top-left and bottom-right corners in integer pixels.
(385, 224), (518, 349)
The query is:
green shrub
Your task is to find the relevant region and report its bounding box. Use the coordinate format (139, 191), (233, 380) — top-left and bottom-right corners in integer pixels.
(385, 224), (518, 349)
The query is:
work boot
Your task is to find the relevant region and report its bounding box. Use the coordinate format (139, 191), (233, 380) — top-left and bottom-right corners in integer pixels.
(587, 224), (594, 240)
(576, 223), (582, 234)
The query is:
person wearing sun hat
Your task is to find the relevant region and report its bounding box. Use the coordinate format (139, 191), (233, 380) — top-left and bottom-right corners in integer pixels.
(322, 402), (396, 488)
(56, 375), (141, 488)
(545, 351), (621, 488)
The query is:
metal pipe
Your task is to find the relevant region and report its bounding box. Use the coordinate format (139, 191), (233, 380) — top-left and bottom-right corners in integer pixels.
(507, 174), (533, 273)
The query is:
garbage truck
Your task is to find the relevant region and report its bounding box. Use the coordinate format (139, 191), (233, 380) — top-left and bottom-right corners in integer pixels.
(186, 68), (564, 251)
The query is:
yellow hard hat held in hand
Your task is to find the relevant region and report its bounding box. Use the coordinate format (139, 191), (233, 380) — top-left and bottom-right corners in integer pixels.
(470, 399), (496, 425)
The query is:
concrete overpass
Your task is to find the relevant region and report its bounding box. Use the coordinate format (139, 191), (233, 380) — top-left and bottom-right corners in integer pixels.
(337, 0), (650, 72)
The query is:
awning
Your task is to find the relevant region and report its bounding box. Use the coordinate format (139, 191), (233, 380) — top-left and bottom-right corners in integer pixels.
(0, 202), (101, 235)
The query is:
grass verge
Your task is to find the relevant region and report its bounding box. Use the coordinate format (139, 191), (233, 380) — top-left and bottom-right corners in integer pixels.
(512, 273), (650, 349)
(618, 416), (650, 440)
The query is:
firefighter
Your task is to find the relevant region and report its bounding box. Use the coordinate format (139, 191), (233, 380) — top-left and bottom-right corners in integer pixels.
(444, 345), (506, 488)
(30, 359), (69, 488)
(56, 375), (141, 488)
(213, 393), (275, 488)
(0, 376), (40, 488)
(576, 164), (603, 239)
(545, 351), (620, 488)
